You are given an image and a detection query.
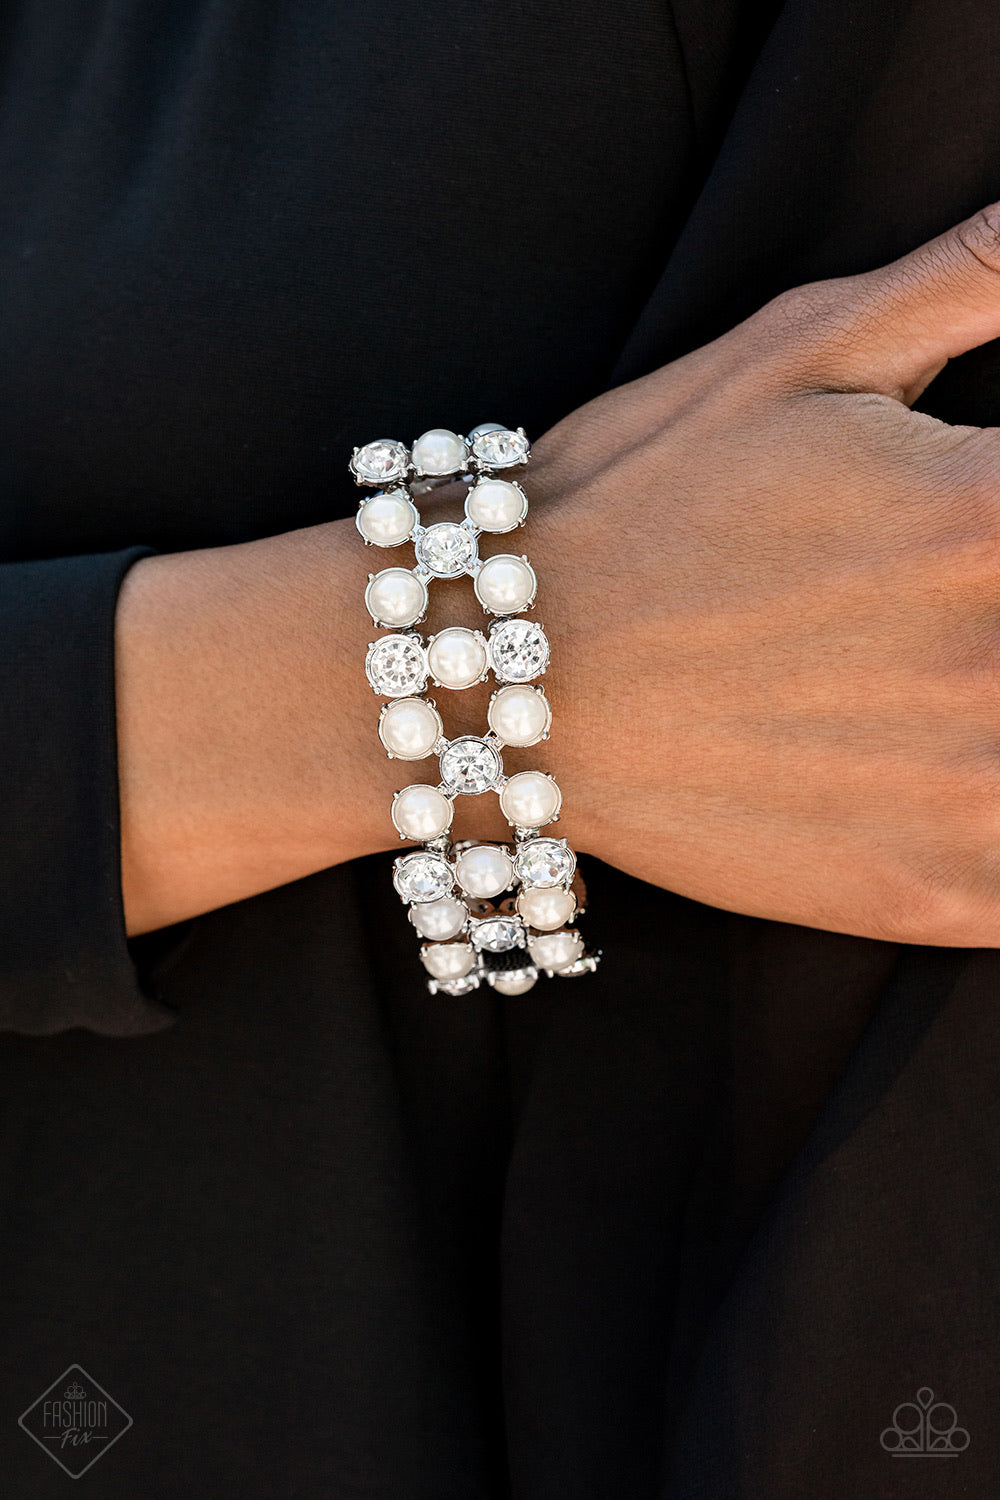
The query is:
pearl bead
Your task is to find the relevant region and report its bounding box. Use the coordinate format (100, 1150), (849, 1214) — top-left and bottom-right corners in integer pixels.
(490, 970), (538, 996)
(426, 628), (488, 688)
(365, 568), (427, 627)
(516, 885), (577, 931)
(487, 684), (551, 746)
(411, 428), (466, 476)
(465, 479), (528, 533)
(455, 844), (515, 899)
(409, 895), (467, 941)
(392, 784), (454, 840)
(528, 929), (584, 973)
(499, 771), (561, 828)
(356, 490), (416, 546)
(421, 941), (476, 980)
(474, 554), (536, 614)
(378, 697), (442, 759)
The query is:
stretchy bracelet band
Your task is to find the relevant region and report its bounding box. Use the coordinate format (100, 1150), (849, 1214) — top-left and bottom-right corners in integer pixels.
(351, 423), (600, 997)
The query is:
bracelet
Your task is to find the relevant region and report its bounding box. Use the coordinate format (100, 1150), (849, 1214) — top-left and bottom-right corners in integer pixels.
(350, 423), (600, 997)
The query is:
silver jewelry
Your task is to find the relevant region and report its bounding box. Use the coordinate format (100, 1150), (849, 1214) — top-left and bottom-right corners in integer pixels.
(351, 424), (600, 995)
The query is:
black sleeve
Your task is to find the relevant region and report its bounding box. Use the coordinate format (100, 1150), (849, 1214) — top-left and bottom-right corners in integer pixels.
(0, 547), (177, 1036)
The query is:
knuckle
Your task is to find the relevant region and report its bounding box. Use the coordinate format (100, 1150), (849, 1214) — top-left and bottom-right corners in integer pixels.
(955, 205), (1000, 277)
(743, 278), (870, 380)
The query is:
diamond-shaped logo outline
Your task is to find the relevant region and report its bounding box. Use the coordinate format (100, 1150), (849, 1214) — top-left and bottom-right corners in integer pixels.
(18, 1363), (132, 1479)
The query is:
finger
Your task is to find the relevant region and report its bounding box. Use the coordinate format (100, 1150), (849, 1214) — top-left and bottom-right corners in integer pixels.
(751, 203), (1000, 401)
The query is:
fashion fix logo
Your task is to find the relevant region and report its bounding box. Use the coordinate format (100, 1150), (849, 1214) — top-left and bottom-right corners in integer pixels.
(19, 1364), (132, 1477)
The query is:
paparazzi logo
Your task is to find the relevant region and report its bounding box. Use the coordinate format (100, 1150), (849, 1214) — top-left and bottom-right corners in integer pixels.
(19, 1364), (132, 1477)
(880, 1386), (970, 1457)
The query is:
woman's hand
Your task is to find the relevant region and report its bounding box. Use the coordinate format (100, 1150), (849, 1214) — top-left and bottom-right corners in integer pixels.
(118, 202), (1000, 945)
(518, 203), (1000, 945)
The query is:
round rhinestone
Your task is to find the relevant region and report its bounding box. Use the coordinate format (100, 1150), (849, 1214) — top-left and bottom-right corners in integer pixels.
(471, 428), (530, 469)
(514, 838), (576, 888)
(393, 851), (454, 904)
(365, 635), (427, 697)
(414, 522), (478, 578)
(470, 915), (526, 952)
(488, 619), (550, 682)
(351, 439), (410, 484)
(439, 737), (502, 796)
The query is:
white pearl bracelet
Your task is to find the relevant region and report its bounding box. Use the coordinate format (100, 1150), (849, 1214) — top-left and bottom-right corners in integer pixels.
(350, 423), (600, 996)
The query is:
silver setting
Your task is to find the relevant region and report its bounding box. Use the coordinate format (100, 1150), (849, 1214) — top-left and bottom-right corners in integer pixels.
(364, 569), (429, 629)
(464, 478), (529, 534)
(377, 695), (443, 760)
(365, 634), (427, 697)
(513, 837), (577, 889)
(557, 953), (602, 978)
(487, 684), (552, 746)
(438, 736), (504, 796)
(413, 521), (479, 578)
(470, 426), (531, 470)
(473, 554), (537, 616)
(350, 439), (410, 485)
(355, 488), (419, 547)
(488, 619), (550, 682)
(426, 627), (491, 689)
(426, 971), (481, 996)
(392, 851), (454, 904)
(469, 915), (527, 953)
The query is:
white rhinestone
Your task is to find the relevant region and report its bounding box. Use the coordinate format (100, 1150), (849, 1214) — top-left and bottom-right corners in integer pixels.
(356, 489), (417, 546)
(464, 479), (528, 533)
(420, 941), (476, 980)
(351, 439), (409, 484)
(391, 784), (454, 840)
(474, 554), (536, 614)
(427, 628), (488, 689)
(411, 428), (467, 476)
(414, 522), (478, 578)
(470, 915), (525, 952)
(409, 895), (468, 941)
(454, 844), (515, 899)
(528, 929), (584, 973)
(514, 838), (576, 888)
(365, 635), (427, 697)
(439, 737), (502, 795)
(499, 771), (561, 828)
(487, 968), (538, 996)
(378, 697), (442, 759)
(488, 620), (550, 682)
(487, 684), (551, 746)
(471, 428), (530, 468)
(393, 851), (454, 903)
(365, 568), (428, 627)
(517, 885), (577, 931)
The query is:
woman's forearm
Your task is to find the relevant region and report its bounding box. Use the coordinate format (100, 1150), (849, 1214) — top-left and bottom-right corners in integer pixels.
(115, 518), (397, 935)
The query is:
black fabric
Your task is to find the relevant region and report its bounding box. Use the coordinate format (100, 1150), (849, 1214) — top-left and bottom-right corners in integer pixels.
(0, 0), (997, 1495)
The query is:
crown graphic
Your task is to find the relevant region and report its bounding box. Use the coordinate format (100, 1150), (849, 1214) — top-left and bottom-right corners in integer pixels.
(63, 1382), (88, 1401)
(880, 1387), (970, 1456)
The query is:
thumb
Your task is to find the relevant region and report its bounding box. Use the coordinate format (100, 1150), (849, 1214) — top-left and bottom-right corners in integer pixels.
(771, 203), (1000, 402)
